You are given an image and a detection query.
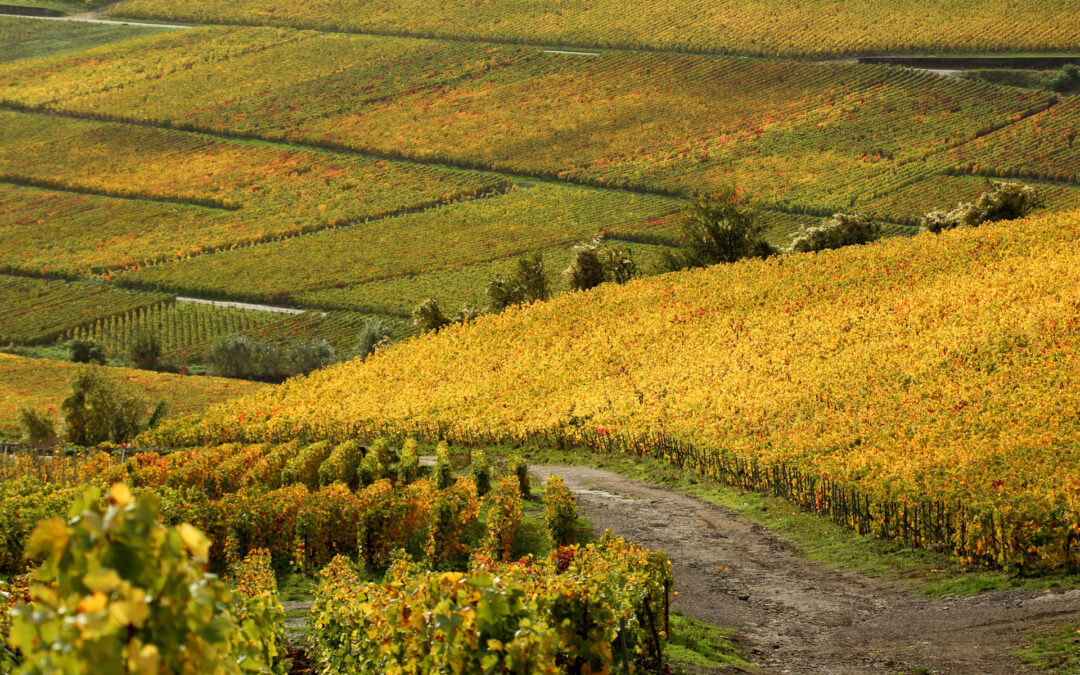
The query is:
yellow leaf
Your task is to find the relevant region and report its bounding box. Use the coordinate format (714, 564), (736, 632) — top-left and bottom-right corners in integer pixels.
(109, 483), (132, 508)
(83, 570), (121, 593)
(77, 591), (108, 615)
(177, 523), (210, 560)
(25, 517), (68, 560)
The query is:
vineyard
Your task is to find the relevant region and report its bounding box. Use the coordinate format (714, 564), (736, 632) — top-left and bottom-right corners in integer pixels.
(0, 274), (169, 344)
(0, 29), (1066, 222)
(147, 209), (1080, 571)
(0, 441), (675, 673)
(107, 0), (1080, 58)
(0, 353), (265, 439)
(0, 110), (508, 275)
(0, 16), (164, 63)
(122, 185), (683, 309)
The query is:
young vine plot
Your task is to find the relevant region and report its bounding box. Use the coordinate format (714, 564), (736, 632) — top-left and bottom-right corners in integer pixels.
(149, 209), (1080, 570)
(0, 353), (265, 439)
(0, 29), (1063, 222)
(107, 0), (1080, 58)
(0, 110), (509, 275)
(0, 274), (170, 345)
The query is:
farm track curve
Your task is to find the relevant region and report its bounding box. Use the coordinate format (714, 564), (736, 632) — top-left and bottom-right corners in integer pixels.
(531, 465), (1080, 674)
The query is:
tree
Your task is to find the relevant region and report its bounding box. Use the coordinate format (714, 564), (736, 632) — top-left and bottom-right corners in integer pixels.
(206, 334), (269, 380)
(19, 407), (58, 447)
(1047, 64), (1080, 93)
(128, 331), (162, 371)
(564, 237), (639, 292)
(285, 339), (335, 377)
(67, 338), (106, 365)
(920, 182), (1041, 233)
(353, 319), (395, 360)
(487, 253), (549, 312)
(789, 213), (881, 253)
(61, 368), (157, 446)
(412, 298), (452, 334)
(663, 188), (774, 271)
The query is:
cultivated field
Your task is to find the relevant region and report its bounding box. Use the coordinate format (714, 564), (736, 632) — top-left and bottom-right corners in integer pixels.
(109, 0), (1080, 58)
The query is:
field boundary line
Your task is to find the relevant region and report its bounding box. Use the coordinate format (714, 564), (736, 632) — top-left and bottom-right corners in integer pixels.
(0, 174), (240, 211)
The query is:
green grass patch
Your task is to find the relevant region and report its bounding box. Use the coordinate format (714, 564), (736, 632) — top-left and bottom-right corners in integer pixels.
(0, 15), (165, 62)
(665, 613), (751, 673)
(489, 445), (1080, 597)
(1017, 616), (1080, 674)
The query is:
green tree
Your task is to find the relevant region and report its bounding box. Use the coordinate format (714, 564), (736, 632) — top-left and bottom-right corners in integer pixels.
(487, 253), (550, 312)
(19, 407), (57, 448)
(663, 188), (774, 270)
(67, 338), (106, 365)
(789, 213), (881, 253)
(128, 331), (162, 371)
(61, 368), (155, 446)
(352, 319), (395, 360)
(920, 182), (1041, 233)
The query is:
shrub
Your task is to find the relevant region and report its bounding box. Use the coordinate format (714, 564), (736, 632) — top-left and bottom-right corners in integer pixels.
(67, 338), (106, 365)
(352, 319), (395, 360)
(229, 549), (289, 674)
(920, 181), (1041, 233)
(488, 253), (550, 312)
(10, 485), (282, 674)
(317, 440), (364, 488)
(281, 440), (334, 489)
(61, 367), (155, 446)
(397, 438), (420, 484)
(663, 188), (774, 270)
(128, 331), (162, 370)
(0, 481), (81, 574)
(223, 484), (307, 570)
(789, 213), (881, 253)
(425, 477), (482, 571)
(285, 338), (335, 377)
(484, 475), (524, 561)
(1047, 63), (1080, 92)
(206, 334), (270, 380)
(243, 441), (299, 489)
(544, 475), (576, 547)
(18, 407), (57, 448)
(471, 447), (492, 496)
(563, 240), (606, 292)
(1, 574), (28, 672)
(412, 298), (452, 334)
(506, 455), (530, 498)
(433, 441), (453, 489)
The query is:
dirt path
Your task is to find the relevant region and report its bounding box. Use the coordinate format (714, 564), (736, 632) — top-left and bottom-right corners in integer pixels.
(175, 296), (321, 316)
(532, 465), (1080, 674)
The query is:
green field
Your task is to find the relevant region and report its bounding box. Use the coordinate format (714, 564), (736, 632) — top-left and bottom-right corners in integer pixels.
(0, 16), (166, 63)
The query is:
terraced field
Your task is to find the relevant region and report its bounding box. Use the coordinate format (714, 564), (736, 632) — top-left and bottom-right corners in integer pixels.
(108, 0), (1080, 58)
(0, 29), (1066, 222)
(0, 15), (166, 63)
(0, 274), (169, 344)
(0, 353), (265, 439)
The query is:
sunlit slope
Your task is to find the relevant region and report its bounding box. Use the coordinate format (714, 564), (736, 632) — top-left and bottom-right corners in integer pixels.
(109, 0), (1080, 58)
(149, 211), (1080, 568)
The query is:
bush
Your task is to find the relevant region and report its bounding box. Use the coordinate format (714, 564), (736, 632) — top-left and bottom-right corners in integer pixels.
(61, 367), (156, 446)
(317, 440), (364, 488)
(1, 574), (28, 672)
(789, 213), (881, 253)
(18, 407), (57, 448)
(206, 334), (272, 380)
(128, 331), (163, 371)
(433, 441), (453, 489)
(564, 236), (638, 292)
(229, 549), (289, 674)
(285, 338), (335, 377)
(471, 447), (492, 496)
(488, 253), (550, 312)
(10, 485), (283, 674)
(412, 298), (452, 333)
(483, 475), (523, 561)
(67, 338), (106, 365)
(663, 188), (774, 270)
(297, 484), (361, 570)
(544, 475), (577, 547)
(1047, 63), (1080, 92)
(920, 181), (1041, 233)
(352, 319), (395, 360)
(425, 477), (482, 571)
(223, 484), (307, 570)
(506, 455), (530, 498)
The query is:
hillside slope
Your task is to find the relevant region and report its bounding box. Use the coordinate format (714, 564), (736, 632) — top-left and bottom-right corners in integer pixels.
(148, 210), (1080, 569)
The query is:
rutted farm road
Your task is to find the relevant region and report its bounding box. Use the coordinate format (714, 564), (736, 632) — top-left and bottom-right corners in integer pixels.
(532, 465), (1080, 674)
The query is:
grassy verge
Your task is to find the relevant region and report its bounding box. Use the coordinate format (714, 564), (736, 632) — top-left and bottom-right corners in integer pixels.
(666, 612), (752, 674)
(1018, 616), (1080, 673)
(487, 444), (1080, 597)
